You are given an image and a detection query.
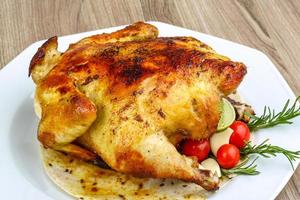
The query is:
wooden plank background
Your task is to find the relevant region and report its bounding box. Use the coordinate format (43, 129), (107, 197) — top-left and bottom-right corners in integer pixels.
(1, 0), (300, 199)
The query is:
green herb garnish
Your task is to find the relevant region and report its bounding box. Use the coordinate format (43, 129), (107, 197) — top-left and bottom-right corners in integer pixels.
(221, 157), (260, 177)
(241, 139), (300, 170)
(247, 97), (300, 131)
(221, 97), (300, 178)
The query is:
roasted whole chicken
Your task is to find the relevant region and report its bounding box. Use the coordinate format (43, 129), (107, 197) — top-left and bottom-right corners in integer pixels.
(29, 22), (246, 191)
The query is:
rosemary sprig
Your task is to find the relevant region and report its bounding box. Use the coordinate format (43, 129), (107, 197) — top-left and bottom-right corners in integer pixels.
(247, 96), (300, 131)
(241, 139), (300, 170)
(221, 157), (260, 177)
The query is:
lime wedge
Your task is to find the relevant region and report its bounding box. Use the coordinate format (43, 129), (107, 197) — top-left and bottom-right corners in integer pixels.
(217, 98), (236, 132)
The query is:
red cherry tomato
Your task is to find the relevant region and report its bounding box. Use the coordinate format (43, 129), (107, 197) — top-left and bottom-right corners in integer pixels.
(217, 144), (240, 169)
(229, 121), (251, 149)
(182, 139), (211, 162)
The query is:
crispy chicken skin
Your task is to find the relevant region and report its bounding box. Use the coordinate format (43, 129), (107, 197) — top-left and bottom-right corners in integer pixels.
(29, 22), (246, 191)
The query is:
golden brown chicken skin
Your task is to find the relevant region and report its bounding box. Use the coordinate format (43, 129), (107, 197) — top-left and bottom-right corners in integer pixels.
(29, 22), (246, 191)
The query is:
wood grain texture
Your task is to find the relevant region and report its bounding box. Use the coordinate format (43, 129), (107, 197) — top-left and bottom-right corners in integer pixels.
(1, 0), (299, 199)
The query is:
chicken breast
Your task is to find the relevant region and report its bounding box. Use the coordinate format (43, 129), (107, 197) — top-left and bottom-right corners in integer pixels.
(29, 22), (246, 191)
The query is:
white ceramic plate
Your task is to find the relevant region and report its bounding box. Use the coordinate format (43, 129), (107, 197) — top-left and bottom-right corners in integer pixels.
(0, 21), (299, 200)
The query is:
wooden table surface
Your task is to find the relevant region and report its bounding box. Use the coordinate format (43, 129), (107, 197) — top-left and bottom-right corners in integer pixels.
(1, 0), (300, 199)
